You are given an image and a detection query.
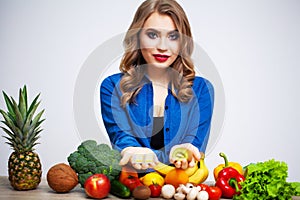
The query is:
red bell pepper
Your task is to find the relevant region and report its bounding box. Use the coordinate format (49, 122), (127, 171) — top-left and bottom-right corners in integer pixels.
(215, 167), (245, 198)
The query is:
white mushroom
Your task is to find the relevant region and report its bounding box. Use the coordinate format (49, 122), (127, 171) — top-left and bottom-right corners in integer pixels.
(174, 192), (186, 200)
(195, 185), (201, 192)
(182, 183), (194, 194)
(161, 184), (176, 199)
(186, 183), (194, 189)
(176, 184), (186, 193)
(197, 190), (209, 200)
(186, 187), (199, 200)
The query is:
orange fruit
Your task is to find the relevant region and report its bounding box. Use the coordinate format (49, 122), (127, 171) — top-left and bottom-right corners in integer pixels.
(164, 168), (189, 188)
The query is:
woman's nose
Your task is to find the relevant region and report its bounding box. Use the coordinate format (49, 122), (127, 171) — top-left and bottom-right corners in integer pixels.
(157, 38), (168, 51)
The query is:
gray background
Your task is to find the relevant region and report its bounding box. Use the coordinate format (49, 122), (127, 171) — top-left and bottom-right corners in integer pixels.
(0, 0), (299, 182)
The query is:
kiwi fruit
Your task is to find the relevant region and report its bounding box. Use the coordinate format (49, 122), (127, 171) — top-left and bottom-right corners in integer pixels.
(171, 147), (192, 161)
(132, 185), (151, 199)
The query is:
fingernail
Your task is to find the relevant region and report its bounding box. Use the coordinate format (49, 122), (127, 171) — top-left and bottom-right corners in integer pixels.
(132, 154), (143, 164)
(144, 154), (154, 163)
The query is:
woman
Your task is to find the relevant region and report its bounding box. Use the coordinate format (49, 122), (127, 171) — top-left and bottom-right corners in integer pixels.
(100, 0), (214, 171)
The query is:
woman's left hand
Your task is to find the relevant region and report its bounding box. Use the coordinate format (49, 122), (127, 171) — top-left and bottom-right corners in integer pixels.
(169, 143), (201, 169)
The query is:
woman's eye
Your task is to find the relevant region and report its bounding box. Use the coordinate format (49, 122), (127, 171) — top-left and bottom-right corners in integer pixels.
(147, 32), (158, 39)
(169, 32), (179, 40)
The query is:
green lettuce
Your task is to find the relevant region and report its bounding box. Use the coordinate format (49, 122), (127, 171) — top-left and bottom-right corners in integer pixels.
(233, 159), (300, 200)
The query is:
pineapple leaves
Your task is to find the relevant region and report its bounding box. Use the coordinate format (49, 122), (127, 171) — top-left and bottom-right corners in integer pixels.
(23, 103), (42, 134)
(22, 85), (28, 108)
(27, 129), (42, 150)
(27, 93), (41, 118)
(2, 91), (16, 122)
(0, 85), (45, 152)
(1, 126), (24, 151)
(18, 86), (28, 123)
(0, 111), (23, 140)
(32, 110), (45, 126)
(11, 98), (24, 129)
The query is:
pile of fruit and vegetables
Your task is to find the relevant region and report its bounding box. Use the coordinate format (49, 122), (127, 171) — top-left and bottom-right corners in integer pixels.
(2, 86), (300, 199)
(48, 140), (300, 200)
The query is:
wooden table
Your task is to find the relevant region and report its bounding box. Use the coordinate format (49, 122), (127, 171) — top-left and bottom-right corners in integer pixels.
(0, 176), (115, 200)
(0, 176), (173, 200)
(1, 176), (299, 200)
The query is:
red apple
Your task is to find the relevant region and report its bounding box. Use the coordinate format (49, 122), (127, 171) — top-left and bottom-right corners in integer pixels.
(84, 174), (111, 199)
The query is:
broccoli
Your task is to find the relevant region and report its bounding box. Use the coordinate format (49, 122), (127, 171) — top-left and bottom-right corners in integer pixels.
(78, 172), (93, 187)
(67, 140), (122, 187)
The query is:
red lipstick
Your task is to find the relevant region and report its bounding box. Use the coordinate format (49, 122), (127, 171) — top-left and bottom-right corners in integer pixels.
(153, 54), (170, 62)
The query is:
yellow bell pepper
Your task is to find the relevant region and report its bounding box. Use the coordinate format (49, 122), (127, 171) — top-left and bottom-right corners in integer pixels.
(213, 152), (243, 180)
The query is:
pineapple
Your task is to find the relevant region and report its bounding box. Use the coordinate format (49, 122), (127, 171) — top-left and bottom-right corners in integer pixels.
(0, 85), (44, 190)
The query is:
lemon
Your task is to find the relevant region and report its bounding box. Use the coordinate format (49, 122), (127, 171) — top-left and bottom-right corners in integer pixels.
(140, 172), (164, 186)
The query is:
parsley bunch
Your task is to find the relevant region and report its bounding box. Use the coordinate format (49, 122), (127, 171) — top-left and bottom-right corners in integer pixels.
(233, 159), (300, 200)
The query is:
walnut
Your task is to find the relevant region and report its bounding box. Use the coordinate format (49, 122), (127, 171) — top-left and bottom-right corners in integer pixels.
(47, 163), (78, 193)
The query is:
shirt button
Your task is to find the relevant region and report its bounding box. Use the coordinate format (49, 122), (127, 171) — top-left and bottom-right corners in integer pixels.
(165, 106), (168, 110)
(166, 128), (170, 132)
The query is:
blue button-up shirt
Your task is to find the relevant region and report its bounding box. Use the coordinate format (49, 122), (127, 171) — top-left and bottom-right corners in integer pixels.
(100, 73), (214, 164)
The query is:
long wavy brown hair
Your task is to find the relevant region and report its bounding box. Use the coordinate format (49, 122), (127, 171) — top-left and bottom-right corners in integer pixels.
(119, 0), (195, 107)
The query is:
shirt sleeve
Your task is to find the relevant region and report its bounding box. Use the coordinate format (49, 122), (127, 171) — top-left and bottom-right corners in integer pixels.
(100, 75), (142, 152)
(182, 78), (215, 152)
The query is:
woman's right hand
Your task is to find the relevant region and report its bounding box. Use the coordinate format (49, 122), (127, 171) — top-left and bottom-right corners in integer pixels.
(119, 147), (159, 170)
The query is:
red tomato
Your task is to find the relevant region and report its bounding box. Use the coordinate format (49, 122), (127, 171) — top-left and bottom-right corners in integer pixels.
(197, 184), (222, 200)
(198, 183), (209, 191)
(207, 186), (222, 200)
(149, 184), (162, 197)
(84, 174), (111, 199)
(119, 166), (139, 183)
(122, 176), (143, 192)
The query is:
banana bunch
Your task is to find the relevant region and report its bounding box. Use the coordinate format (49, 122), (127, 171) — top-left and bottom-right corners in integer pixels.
(153, 153), (209, 184)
